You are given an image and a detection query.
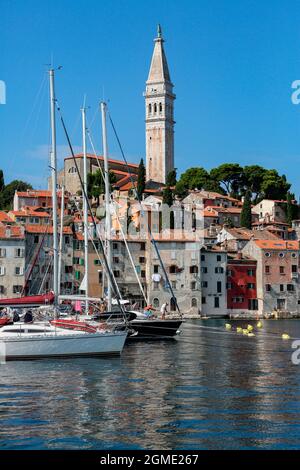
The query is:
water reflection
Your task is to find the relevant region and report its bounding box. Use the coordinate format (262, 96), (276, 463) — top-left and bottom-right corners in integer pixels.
(0, 320), (300, 449)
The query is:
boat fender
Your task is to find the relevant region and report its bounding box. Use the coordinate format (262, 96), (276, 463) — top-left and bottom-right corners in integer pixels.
(236, 327), (243, 333)
(247, 324), (254, 331)
(282, 333), (290, 340)
(257, 321), (263, 328)
(242, 329), (249, 335)
(225, 323), (232, 330)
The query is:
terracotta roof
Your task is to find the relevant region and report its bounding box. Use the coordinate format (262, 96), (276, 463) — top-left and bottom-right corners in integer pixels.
(65, 153), (139, 169)
(16, 190), (67, 198)
(254, 240), (299, 250)
(10, 209), (50, 218)
(210, 206), (243, 214)
(204, 209), (218, 217)
(25, 224), (73, 234)
(0, 211), (14, 223)
(0, 225), (24, 239)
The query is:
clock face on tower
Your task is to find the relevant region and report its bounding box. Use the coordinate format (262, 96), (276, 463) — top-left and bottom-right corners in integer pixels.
(144, 26), (175, 184)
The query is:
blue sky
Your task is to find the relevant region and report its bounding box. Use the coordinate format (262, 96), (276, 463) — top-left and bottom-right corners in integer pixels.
(1, 0), (300, 195)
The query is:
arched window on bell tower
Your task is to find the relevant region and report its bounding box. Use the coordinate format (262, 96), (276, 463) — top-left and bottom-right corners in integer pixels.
(159, 102), (162, 113)
(154, 103), (157, 114)
(148, 103), (152, 115)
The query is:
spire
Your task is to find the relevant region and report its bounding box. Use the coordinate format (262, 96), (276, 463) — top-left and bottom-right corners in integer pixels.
(147, 25), (171, 84)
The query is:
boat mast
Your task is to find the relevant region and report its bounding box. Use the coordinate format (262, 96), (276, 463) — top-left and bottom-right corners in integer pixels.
(81, 105), (89, 314)
(57, 185), (65, 296)
(49, 69), (59, 305)
(101, 102), (112, 311)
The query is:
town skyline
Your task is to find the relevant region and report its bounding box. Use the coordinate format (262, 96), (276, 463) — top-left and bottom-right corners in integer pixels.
(2, 0), (300, 195)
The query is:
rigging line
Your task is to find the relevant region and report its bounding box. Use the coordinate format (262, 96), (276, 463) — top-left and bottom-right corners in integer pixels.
(55, 101), (126, 318)
(107, 109), (181, 316)
(38, 256), (53, 295)
(86, 126), (148, 304)
(22, 224), (49, 295)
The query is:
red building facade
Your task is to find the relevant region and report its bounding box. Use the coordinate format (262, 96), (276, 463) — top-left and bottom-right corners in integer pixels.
(227, 255), (258, 312)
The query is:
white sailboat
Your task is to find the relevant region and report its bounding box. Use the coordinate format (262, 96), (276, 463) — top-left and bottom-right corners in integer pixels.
(0, 69), (127, 360)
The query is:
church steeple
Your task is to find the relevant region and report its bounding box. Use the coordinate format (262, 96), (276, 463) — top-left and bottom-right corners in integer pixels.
(144, 26), (175, 184)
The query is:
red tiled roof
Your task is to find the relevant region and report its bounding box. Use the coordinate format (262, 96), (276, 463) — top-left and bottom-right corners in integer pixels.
(25, 224), (73, 234)
(254, 240), (299, 250)
(0, 211), (14, 223)
(0, 225), (24, 239)
(65, 153), (139, 169)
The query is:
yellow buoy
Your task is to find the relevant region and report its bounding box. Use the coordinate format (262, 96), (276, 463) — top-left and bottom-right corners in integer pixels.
(282, 333), (290, 340)
(248, 333), (255, 337)
(236, 327), (243, 333)
(225, 323), (232, 330)
(242, 329), (249, 335)
(257, 321), (262, 328)
(247, 324), (254, 332)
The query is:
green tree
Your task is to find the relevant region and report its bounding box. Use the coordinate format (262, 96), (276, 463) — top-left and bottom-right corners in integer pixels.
(162, 186), (173, 207)
(210, 163), (244, 196)
(174, 180), (188, 199)
(136, 158), (146, 200)
(166, 168), (177, 187)
(286, 192), (297, 227)
(177, 167), (222, 193)
(0, 170), (4, 192)
(87, 170), (116, 205)
(240, 190), (252, 229)
(260, 170), (291, 200)
(0, 180), (33, 210)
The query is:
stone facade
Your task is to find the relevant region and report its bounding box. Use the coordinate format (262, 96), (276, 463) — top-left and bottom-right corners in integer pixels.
(144, 26), (175, 184)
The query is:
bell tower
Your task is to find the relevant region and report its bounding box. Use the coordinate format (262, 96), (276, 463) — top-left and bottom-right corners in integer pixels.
(144, 25), (175, 184)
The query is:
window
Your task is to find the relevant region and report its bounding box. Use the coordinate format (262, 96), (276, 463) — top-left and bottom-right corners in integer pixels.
(201, 281), (208, 288)
(215, 267), (224, 274)
(170, 297), (177, 312)
(139, 257), (145, 264)
(113, 270), (120, 278)
(201, 254), (205, 261)
(75, 271), (81, 280)
(148, 103), (152, 114)
(159, 102), (162, 113)
(191, 298), (197, 308)
(227, 269), (233, 277)
(292, 265), (298, 273)
(247, 269), (255, 276)
(233, 297), (244, 303)
(280, 284), (284, 292)
(65, 266), (73, 273)
(247, 283), (255, 289)
(279, 252), (285, 258)
(15, 267), (24, 276)
(65, 236), (70, 245)
(140, 242), (146, 251)
(98, 272), (103, 283)
(15, 248), (24, 258)
(265, 284), (271, 292)
(154, 265), (159, 273)
(201, 267), (207, 273)
(113, 243), (118, 250)
(0, 286), (5, 294)
(265, 252), (271, 257)
(113, 257), (119, 263)
(217, 281), (222, 293)
(227, 282), (232, 289)
(217, 255), (222, 262)
(34, 235), (39, 244)
(153, 298), (159, 308)
(214, 297), (220, 308)
(13, 285), (22, 294)
(202, 296), (206, 304)
(292, 253), (297, 258)
(248, 299), (258, 310)
(279, 266), (285, 274)
(287, 284), (295, 292)
(0, 249), (6, 258)
(0, 266), (5, 276)
(170, 265), (177, 274)
(190, 266), (198, 274)
(191, 281), (196, 290)
(154, 103), (157, 113)
(171, 280), (177, 289)
(141, 270), (146, 278)
(94, 259), (101, 265)
(265, 265), (270, 274)
(68, 166), (77, 173)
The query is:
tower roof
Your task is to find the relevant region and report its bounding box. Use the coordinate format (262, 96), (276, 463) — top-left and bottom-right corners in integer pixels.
(147, 25), (171, 84)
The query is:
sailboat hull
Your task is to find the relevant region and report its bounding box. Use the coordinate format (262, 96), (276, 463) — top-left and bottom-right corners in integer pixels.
(0, 331), (127, 360)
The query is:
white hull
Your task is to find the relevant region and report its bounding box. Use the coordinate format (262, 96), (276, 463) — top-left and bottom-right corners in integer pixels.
(0, 331), (127, 360)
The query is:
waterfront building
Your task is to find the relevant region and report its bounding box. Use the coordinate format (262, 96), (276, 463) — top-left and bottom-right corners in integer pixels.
(199, 246), (227, 316)
(0, 225), (25, 299)
(242, 239), (300, 316)
(13, 189), (67, 211)
(8, 207), (50, 225)
(217, 226), (279, 253)
(227, 254), (258, 315)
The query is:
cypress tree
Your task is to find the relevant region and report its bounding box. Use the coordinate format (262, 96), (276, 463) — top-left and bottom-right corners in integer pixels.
(240, 190), (252, 229)
(137, 158), (146, 200)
